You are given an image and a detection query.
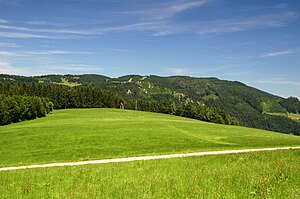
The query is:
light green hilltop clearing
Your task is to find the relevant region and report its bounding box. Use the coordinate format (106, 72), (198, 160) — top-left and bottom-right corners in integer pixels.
(267, 112), (300, 122)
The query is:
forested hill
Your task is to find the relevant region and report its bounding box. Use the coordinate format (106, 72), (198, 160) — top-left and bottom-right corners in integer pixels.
(0, 74), (299, 135)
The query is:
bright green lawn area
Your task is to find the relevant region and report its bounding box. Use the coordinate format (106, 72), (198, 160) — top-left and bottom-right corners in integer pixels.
(0, 150), (299, 198)
(0, 108), (300, 167)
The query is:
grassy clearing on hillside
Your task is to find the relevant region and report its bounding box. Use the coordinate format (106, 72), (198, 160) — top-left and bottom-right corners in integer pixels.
(267, 112), (300, 122)
(0, 150), (299, 198)
(289, 113), (300, 121)
(55, 82), (82, 87)
(0, 108), (300, 167)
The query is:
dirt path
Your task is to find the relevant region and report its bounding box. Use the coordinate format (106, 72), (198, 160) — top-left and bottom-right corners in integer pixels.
(1, 146), (299, 171)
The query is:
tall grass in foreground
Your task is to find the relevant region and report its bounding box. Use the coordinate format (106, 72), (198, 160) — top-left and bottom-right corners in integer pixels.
(0, 150), (299, 198)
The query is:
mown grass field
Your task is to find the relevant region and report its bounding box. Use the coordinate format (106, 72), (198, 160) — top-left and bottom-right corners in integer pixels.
(0, 150), (299, 198)
(1, 108), (300, 167)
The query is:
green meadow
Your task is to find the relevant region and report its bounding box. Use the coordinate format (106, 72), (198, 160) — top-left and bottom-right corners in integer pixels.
(0, 108), (300, 167)
(1, 108), (300, 198)
(0, 150), (299, 198)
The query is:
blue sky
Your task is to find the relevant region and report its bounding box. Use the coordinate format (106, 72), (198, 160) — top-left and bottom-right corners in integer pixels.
(0, 0), (299, 98)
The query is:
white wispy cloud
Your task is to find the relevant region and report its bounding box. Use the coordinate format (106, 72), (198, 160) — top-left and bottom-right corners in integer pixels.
(0, 50), (92, 57)
(50, 64), (103, 72)
(274, 3), (288, 9)
(0, 19), (9, 23)
(23, 21), (70, 27)
(0, 42), (22, 48)
(153, 0), (210, 20)
(119, 0), (211, 21)
(98, 48), (134, 53)
(0, 51), (22, 56)
(152, 30), (176, 36)
(255, 79), (300, 87)
(24, 21), (51, 25)
(0, 61), (24, 74)
(199, 65), (238, 74)
(99, 21), (180, 36)
(100, 22), (164, 33)
(0, 24), (94, 35)
(250, 78), (300, 98)
(261, 50), (294, 57)
(0, 4), (297, 39)
(0, 21), (165, 37)
(223, 71), (249, 77)
(0, 61), (101, 76)
(23, 50), (92, 55)
(112, 11), (298, 37)
(197, 12), (298, 36)
(0, 32), (52, 39)
(169, 67), (190, 75)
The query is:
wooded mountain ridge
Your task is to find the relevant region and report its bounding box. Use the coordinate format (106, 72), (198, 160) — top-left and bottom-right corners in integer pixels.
(0, 74), (299, 135)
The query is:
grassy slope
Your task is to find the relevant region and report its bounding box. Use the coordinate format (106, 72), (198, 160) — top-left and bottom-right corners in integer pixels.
(1, 108), (300, 167)
(0, 150), (299, 198)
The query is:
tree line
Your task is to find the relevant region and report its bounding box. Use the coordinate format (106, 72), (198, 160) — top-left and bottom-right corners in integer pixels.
(0, 81), (240, 126)
(205, 97), (300, 135)
(0, 82), (120, 126)
(280, 97), (300, 114)
(0, 82), (120, 109)
(0, 94), (53, 125)
(125, 100), (239, 125)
